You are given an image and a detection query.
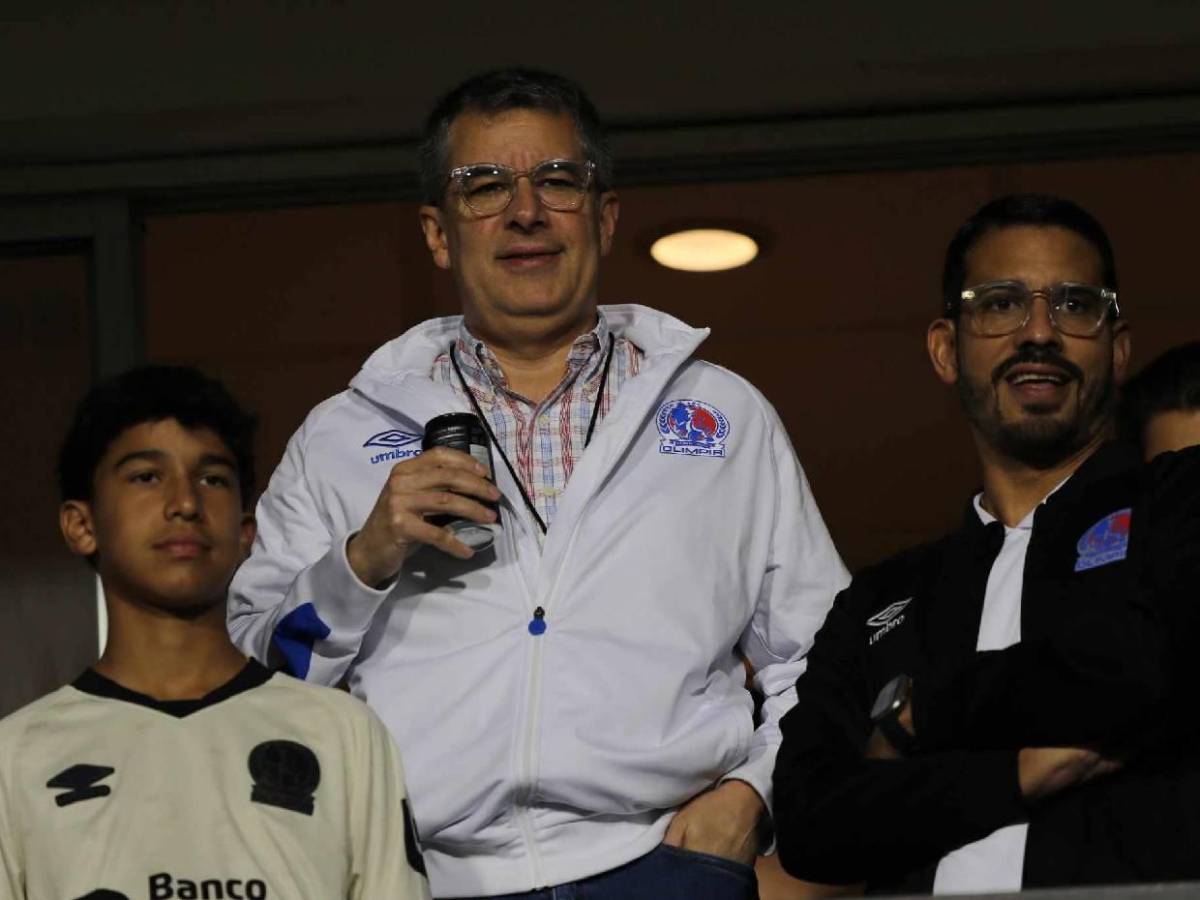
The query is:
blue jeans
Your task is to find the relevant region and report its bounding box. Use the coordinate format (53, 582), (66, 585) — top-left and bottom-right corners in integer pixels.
(444, 843), (758, 900)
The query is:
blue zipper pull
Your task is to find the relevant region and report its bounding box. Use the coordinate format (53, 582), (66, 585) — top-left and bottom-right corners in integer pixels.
(528, 606), (547, 636)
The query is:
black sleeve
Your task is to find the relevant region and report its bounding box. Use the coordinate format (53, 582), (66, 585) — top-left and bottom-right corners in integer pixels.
(773, 579), (1027, 886)
(915, 448), (1200, 753)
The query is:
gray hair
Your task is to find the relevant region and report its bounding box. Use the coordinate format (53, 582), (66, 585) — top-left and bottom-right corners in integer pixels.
(418, 68), (613, 205)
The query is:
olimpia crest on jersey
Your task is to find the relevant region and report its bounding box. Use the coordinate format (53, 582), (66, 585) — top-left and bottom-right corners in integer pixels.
(656, 399), (730, 458)
(1075, 508), (1132, 572)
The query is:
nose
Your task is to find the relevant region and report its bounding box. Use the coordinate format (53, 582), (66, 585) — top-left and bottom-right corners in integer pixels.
(1015, 294), (1061, 347)
(165, 476), (201, 521)
(504, 174), (546, 230)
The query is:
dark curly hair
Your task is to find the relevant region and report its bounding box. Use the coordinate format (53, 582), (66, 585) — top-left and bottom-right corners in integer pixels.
(58, 365), (256, 509)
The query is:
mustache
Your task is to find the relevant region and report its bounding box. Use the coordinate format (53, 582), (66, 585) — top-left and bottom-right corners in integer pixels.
(992, 346), (1084, 385)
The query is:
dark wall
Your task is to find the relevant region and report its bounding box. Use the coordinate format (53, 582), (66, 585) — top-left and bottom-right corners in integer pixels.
(0, 251), (97, 716)
(140, 150), (1200, 571)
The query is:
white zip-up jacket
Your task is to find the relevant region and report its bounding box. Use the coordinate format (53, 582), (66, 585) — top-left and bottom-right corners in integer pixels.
(228, 304), (848, 896)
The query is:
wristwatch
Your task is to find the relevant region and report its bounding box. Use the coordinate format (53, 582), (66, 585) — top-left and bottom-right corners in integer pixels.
(870, 673), (916, 755)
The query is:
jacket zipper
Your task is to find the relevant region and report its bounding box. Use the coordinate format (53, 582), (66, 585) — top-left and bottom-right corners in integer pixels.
(510, 503), (547, 887)
(514, 631), (546, 887)
(512, 502), (592, 887)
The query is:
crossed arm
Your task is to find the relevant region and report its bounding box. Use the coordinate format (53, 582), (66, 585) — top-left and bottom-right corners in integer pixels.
(774, 451), (1200, 886)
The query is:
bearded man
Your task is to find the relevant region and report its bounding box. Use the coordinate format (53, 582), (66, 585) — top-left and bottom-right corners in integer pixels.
(773, 193), (1200, 893)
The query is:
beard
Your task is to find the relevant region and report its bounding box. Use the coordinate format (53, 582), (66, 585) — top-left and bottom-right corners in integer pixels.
(956, 344), (1117, 469)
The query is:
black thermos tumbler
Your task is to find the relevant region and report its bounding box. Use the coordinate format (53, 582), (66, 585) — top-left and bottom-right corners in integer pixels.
(421, 412), (500, 551)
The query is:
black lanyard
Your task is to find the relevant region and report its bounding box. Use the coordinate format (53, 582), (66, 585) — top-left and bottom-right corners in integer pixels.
(449, 334), (616, 536)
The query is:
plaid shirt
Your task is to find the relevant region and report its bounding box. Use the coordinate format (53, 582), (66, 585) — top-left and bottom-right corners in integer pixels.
(431, 313), (642, 532)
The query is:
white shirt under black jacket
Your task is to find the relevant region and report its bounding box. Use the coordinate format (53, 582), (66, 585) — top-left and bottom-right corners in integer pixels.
(0, 660), (431, 900)
(775, 442), (1200, 891)
(933, 485), (1063, 894)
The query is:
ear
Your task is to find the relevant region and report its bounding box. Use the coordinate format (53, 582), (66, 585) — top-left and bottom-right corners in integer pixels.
(1111, 319), (1132, 386)
(419, 204), (452, 270)
(239, 512), (256, 560)
(927, 318), (960, 385)
(60, 500), (98, 558)
(598, 190), (619, 257)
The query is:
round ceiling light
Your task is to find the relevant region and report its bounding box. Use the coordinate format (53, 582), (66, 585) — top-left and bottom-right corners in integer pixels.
(650, 228), (759, 272)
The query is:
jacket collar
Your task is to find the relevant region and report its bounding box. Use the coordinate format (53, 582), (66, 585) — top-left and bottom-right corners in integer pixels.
(1047, 440), (1140, 505)
(959, 440), (1141, 534)
(347, 304), (708, 422)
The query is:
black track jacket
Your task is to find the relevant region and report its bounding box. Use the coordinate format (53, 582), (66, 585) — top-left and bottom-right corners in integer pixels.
(774, 442), (1200, 893)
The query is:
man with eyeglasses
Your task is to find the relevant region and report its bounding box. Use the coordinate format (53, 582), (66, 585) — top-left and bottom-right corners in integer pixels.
(228, 68), (848, 899)
(773, 193), (1200, 893)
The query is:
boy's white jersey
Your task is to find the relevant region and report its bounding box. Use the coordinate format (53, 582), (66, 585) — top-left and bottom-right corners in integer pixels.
(0, 662), (430, 900)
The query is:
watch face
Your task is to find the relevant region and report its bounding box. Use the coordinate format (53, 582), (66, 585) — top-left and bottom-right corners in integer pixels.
(870, 675), (906, 722)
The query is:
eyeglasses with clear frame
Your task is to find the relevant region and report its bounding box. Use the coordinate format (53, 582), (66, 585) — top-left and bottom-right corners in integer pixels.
(950, 280), (1121, 338)
(445, 159), (596, 217)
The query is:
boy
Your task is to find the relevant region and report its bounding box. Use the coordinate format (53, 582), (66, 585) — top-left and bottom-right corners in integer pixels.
(0, 366), (430, 900)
